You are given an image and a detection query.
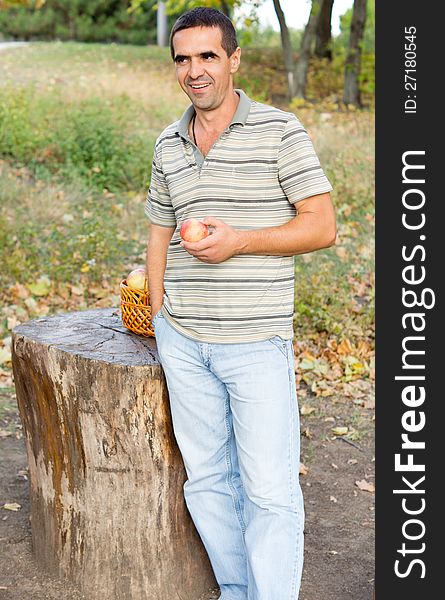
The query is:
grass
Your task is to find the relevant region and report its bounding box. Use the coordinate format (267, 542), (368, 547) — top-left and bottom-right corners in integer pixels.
(0, 41), (375, 363)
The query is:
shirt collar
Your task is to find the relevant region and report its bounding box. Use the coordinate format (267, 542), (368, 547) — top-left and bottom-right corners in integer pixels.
(176, 89), (251, 140)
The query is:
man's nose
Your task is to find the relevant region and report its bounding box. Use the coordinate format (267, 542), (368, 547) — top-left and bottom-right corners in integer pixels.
(188, 58), (205, 80)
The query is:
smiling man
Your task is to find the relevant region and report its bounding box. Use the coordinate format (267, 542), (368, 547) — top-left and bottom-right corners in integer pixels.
(145, 7), (335, 600)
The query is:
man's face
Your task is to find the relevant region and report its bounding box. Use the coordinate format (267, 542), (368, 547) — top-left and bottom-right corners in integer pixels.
(172, 26), (241, 111)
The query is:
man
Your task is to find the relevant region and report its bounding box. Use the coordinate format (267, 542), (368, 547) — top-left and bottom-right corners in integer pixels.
(145, 7), (336, 600)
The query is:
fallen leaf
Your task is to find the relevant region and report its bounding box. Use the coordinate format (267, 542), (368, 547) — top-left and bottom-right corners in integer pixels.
(327, 338), (338, 351)
(299, 463), (309, 476)
(27, 276), (51, 297)
(299, 357), (316, 371)
(71, 284), (85, 296)
(7, 316), (21, 330)
(301, 350), (318, 361)
(355, 479), (375, 493)
(0, 347), (12, 365)
(332, 426), (348, 436)
(89, 285), (109, 299)
(300, 404), (316, 416)
(24, 297), (38, 312)
(335, 246), (348, 260)
(0, 368), (13, 387)
(8, 282), (30, 300)
(337, 338), (353, 355)
(357, 340), (372, 357)
(0, 430), (14, 438)
(3, 502), (22, 511)
(364, 398), (375, 409)
(311, 380), (336, 397)
(16, 469), (28, 480)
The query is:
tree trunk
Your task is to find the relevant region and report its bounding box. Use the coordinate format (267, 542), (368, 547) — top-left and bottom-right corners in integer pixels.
(273, 0), (297, 99)
(315, 0), (334, 60)
(157, 1), (168, 47)
(343, 0), (367, 106)
(220, 0), (232, 17)
(294, 0), (322, 99)
(11, 308), (217, 600)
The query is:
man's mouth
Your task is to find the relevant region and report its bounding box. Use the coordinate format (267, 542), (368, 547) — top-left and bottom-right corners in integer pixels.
(189, 82), (211, 90)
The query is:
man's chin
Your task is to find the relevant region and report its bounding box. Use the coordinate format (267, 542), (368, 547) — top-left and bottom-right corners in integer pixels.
(184, 91), (216, 110)
(193, 99), (215, 110)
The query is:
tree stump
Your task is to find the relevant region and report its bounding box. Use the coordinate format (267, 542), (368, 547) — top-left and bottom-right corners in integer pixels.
(11, 308), (217, 600)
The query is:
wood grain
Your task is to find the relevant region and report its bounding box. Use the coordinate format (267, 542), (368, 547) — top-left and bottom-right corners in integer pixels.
(11, 308), (217, 599)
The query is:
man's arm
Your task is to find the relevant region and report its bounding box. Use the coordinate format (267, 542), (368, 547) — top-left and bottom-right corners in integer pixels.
(181, 192), (336, 263)
(146, 224), (175, 315)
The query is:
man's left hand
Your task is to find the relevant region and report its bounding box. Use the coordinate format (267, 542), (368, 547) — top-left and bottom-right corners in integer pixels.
(181, 216), (243, 263)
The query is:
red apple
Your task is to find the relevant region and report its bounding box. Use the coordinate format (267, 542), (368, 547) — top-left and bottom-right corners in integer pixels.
(180, 218), (209, 242)
(126, 268), (146, 291)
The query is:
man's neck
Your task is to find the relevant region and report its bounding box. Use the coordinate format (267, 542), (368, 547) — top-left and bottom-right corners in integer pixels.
(194, 89), (240, 135)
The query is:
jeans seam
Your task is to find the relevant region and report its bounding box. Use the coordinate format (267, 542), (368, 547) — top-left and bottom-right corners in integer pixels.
(223, 391), (247, 536)
(286, 340), (301, 600)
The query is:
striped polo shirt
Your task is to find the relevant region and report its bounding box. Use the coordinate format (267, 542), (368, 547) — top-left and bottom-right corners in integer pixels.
(145, 89), (333, 343)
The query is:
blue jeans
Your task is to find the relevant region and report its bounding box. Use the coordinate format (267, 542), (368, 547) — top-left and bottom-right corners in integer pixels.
(153, 312), (305, 600)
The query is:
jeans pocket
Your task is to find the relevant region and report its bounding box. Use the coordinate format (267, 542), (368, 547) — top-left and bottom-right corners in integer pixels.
(268, 335), (288, 358)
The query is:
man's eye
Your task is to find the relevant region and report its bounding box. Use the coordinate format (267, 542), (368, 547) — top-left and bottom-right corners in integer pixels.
(203, 55), (215, 61)
(175, 57), (188, 65)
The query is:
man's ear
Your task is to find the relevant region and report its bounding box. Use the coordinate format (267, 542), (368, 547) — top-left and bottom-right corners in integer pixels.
(230, 47), (241, 74)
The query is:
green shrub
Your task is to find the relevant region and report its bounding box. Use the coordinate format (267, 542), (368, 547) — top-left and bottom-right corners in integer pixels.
(0, 87), (153, 192)
(0, 1), (156, 45)
(0, 87), (52, 162)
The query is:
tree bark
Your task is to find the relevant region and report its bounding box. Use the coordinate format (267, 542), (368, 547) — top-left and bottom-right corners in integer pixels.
(315, 0), (334, 60)
(343, 0), (367, 106)
(220, 0), (232, 17)
(272, 0), (296, 99)
(11, 308), (217, 600)
(294, 0), (322, 99)
(157, 1), (168, 47)
(273, 0), (323, 100)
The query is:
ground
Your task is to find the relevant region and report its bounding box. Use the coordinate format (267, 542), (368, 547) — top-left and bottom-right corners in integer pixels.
(0, 386), (374, 600)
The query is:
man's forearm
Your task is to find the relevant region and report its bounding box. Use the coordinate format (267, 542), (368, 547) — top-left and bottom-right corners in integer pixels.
(146, 224), (175, 315)
(236, 211), (336, 257)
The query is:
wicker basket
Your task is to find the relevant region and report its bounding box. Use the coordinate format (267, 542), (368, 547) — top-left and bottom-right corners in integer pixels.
(120, 278), (154, 337)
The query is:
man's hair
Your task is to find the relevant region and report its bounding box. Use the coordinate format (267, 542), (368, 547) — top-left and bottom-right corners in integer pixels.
(170, 7), (238, 60)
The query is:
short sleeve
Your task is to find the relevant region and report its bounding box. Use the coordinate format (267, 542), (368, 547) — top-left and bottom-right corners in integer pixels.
(278, 115), (333, 204)
(144, 143), (177, 227)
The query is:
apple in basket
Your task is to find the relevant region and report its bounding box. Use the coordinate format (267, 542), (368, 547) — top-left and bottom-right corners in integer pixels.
(180, 218), (209, 242)
(126, 268), (146, 291)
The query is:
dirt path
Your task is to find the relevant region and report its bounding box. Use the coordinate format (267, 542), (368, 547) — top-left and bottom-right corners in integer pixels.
(0, 387), (374, 600)
(0, 42), (28, 52)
